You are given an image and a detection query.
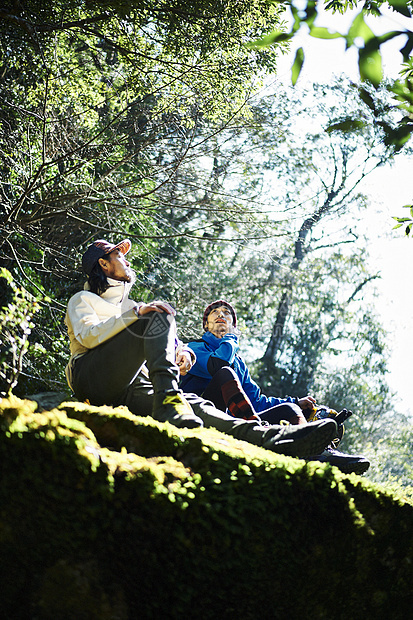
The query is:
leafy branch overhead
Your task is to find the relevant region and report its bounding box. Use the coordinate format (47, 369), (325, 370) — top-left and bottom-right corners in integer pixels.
(393, 204), (413, 235)
(247, 0), (413, 151)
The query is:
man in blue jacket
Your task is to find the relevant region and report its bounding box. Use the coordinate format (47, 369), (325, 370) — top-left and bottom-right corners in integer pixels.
(180, 300), (370, 474)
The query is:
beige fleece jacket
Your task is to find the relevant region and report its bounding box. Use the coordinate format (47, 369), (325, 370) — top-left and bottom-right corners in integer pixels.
(64, 278), (141, 388)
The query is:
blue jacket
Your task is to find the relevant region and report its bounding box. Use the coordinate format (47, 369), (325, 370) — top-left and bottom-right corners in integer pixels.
(180, 331), (294, 413)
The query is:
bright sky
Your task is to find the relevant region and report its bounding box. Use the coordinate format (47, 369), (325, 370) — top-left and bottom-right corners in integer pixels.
(274, 2), (413, 415)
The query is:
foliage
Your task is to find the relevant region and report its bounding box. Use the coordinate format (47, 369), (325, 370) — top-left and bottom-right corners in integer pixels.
(0, 0), (283, 273)
(171, 81), (398, 392)
(3, 73), (400, 436)
(137, 78), (408, 485)
(0, 268), (42, 396)
(0, 0), (286, 392)
(393, 203), (413, 234)
(364, 419), (413, 491)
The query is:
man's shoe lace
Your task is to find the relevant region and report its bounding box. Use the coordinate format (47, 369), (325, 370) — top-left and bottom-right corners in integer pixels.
(162, 393), (193, 417)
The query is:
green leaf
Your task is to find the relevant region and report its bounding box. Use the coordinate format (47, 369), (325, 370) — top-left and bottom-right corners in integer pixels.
(383, 122), (413, 150)
(359, 87), (377, 111)
(326, 119), (365, 133)
(390, 79), (413, 107)
(291, 47), (304, 86)
(387, 0), (412, 18)
(358, 46), (383, 87)
(0, 268), (14, 285)
(246, 31), (292, 49)
(309, 26), (342, 40)
(346, 12), (375, 49)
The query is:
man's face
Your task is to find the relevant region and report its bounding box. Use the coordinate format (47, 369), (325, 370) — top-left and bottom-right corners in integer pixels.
(98, 249), (135, 283)
(205, 305), (233, 338)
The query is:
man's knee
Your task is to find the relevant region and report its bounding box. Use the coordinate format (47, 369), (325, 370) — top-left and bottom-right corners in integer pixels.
(212, 366), (239, 385)
(129, 311), (175, 339)
(261, 402), (306, 426)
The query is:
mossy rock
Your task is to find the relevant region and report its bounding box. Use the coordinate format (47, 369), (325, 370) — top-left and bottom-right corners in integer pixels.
(1, 395), (413, 619)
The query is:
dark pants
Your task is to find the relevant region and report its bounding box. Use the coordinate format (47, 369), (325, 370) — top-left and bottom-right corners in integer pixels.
(84, 368), (297, 451)
(260, 403), (306, 426)
(202, 366), (306, 425)
(72, 311), (179, 410)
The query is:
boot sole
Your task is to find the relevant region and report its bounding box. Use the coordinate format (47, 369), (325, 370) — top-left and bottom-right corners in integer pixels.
(307, 457), (370, 475)
(154, 413), (203, 428)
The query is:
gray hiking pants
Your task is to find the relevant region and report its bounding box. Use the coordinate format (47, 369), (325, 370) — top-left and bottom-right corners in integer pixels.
(71, 311), (180, 407)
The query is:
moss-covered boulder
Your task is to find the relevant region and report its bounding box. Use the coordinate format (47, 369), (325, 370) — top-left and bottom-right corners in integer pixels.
(1, 395), (413, 619)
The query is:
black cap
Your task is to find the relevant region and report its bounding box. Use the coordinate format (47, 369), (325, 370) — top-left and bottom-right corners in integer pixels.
(82, 239), (131, 275)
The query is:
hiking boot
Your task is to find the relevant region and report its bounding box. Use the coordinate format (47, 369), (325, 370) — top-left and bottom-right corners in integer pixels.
(266, 419), (338, 458)
(304, 406), (352, 446)
(307, 445), (370, 475)
(152, 391), (204, 428)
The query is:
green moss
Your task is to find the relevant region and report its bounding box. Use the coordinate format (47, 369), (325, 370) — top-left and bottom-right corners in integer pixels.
(1, 396), (413, 619)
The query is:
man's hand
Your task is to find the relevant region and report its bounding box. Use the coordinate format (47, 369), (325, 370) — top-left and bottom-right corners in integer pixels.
(176, 351), (193, 376)
(137, 301), (176, 316)
(297, 395), (316, 410)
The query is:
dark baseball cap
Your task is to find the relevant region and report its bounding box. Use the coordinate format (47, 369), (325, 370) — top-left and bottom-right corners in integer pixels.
(82, 239), (131, 275)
